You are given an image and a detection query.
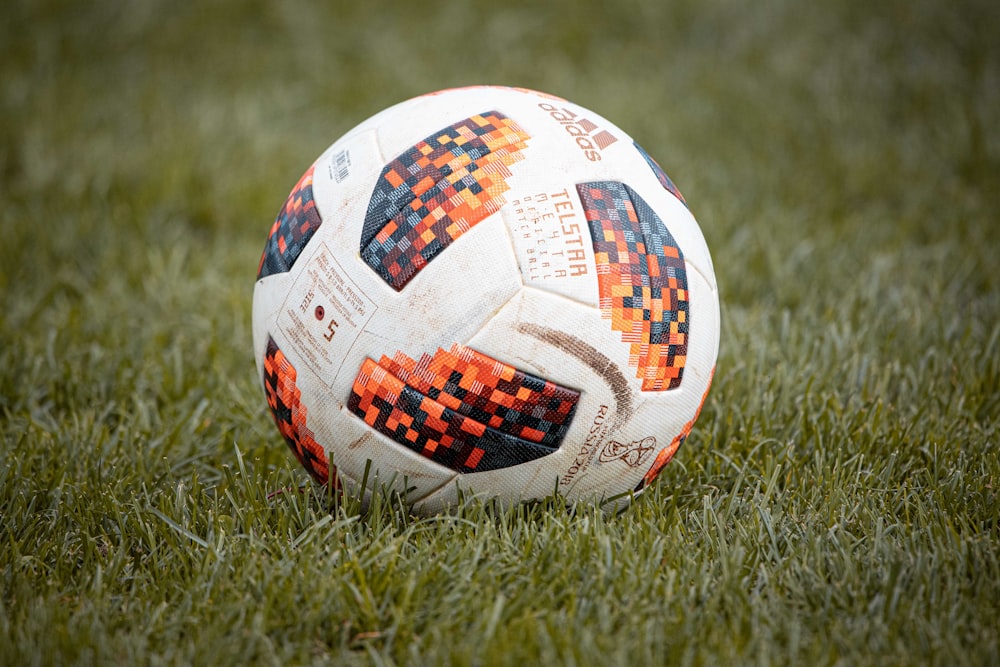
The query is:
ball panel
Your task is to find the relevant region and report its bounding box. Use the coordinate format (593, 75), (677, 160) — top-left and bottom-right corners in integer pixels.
(258, 240), (379, 395)
(371, 344), (580, 448)
(261, 335), (333, 485)
(620, 178), (714, 292)
(577, 180), (690, 391)
(499, 181), (601, 309)
(345, 344), (580, 474)
(635, 366), (715, 492)
(633, 140), (687, 206)
(360, 110), (531, 291)
(309, 128), (386, 232)
(257, 164), (323, 280)
(252, 270), (292, 356)
(352, 214), (522, 357)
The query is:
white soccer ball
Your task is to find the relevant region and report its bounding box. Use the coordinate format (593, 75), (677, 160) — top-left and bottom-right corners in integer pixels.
(252, 86), (719, 514)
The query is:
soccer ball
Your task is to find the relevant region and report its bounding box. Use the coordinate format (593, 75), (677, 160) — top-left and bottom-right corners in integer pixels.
(252, 86), (719, 514)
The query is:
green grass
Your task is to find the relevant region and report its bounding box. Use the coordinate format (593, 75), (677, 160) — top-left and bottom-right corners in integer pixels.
(2, 0), (999, 664)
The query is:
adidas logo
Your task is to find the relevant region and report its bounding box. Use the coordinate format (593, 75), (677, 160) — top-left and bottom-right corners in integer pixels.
(538, 102), (618, 162)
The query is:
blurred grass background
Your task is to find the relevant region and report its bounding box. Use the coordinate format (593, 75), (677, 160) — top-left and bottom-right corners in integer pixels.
(1, 0), (998, 664)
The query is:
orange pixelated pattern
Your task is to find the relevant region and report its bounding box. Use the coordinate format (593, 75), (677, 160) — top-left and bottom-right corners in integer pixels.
(361, 111), (530, 290)
(578, 181), (690, 391)
(635, 367), (714, 491)
(633, 141), (687, 206)
(348, 344), (579, 473)
(258, 164), (322, 280)
(263, 336), (334, 486)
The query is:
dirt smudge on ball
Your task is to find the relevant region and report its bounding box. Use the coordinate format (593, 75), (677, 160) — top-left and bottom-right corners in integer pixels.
(516, 323), (633, 429)
(347, 431), (373, 450)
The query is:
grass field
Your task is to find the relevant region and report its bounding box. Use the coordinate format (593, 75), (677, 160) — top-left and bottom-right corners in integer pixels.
(2, 0), (999, 664)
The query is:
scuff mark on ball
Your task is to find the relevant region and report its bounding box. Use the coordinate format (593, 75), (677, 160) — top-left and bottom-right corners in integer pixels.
(516, 322), (633, 430)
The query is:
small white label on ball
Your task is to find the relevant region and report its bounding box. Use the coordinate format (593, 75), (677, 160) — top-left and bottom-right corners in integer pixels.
(278, 242), (377, 387)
